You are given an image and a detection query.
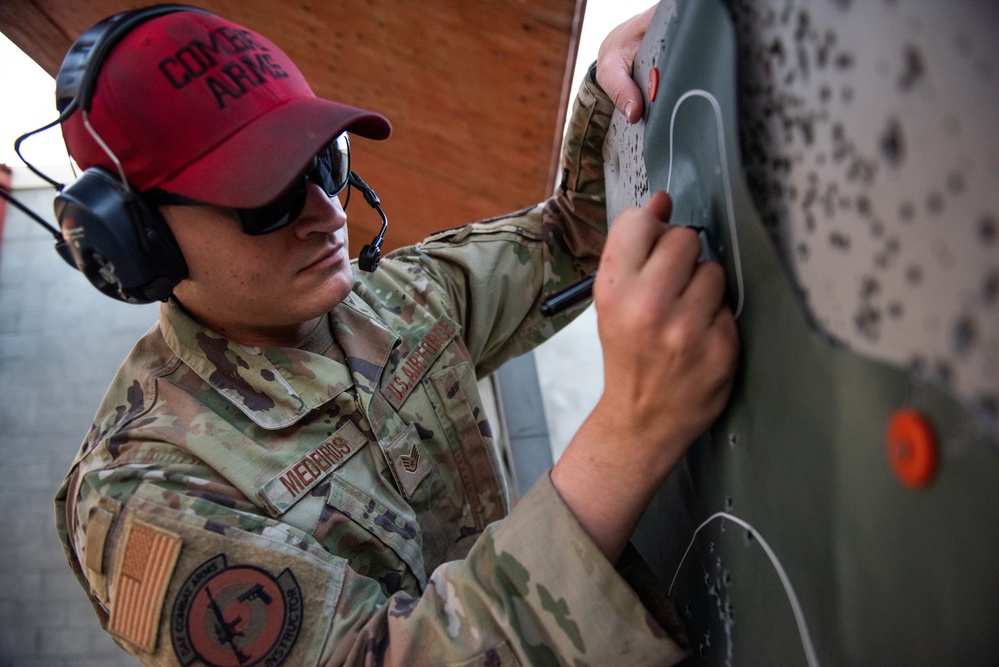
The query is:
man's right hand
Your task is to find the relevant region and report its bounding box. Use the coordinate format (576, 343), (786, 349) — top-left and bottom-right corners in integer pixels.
(551, 191), (739, 562)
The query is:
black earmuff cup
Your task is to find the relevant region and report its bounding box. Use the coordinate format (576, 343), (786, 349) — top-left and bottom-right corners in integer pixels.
(55, 169), (187, 303)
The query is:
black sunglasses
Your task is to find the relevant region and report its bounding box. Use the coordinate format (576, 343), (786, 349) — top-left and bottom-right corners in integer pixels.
(145, 133), (351, 235)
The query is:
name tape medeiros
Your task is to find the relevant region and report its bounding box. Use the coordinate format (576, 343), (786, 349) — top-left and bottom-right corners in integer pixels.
(260, 421), (367, 513)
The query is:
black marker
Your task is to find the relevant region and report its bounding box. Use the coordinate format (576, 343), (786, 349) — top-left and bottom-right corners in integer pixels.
(540, 222), (722, 317)
(541, 273), (596, 317)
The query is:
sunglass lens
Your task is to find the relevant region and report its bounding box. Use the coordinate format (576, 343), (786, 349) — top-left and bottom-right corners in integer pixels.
(314, 133), (350, 197)
(235, 133), (350, 235)
(236, 181), (307, 235)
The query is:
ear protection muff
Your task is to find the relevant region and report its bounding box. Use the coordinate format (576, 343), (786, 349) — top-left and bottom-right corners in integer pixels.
(55, 168), (188, 304)
(52, 4), (210, 304)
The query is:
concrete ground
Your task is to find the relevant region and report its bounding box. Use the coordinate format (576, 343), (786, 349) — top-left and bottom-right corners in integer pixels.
(0, 185), (600, 666)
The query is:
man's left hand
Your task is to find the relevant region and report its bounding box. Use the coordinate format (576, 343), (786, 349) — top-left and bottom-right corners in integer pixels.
(596, 4), (657, 124)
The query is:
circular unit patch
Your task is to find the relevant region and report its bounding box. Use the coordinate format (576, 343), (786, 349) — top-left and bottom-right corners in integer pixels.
(172, 554), (303, 667)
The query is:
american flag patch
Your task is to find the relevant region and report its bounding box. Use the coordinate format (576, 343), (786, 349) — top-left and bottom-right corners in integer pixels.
(108, 519), (181, 653)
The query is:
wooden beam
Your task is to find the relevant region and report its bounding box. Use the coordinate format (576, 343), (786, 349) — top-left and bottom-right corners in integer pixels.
(0, 0), (585, 252)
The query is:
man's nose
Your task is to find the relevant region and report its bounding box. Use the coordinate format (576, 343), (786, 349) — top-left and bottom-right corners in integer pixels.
(295, 182), (347, 235)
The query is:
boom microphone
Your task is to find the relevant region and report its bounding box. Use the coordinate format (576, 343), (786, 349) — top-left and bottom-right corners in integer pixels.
(347, 171), (388, 272)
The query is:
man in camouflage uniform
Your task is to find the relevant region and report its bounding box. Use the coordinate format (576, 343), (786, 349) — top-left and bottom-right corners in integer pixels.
(54, 5), (739, 665)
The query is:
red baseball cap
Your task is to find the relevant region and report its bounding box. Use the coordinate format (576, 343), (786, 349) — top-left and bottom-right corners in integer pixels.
(60, 7), (391, 208)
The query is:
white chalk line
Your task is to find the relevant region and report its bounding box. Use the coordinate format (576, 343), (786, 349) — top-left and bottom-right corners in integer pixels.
(664, 89), (746, 319)
(669, 511), (820, 667)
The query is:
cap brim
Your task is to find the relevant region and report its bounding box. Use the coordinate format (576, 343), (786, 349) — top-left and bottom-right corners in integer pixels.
(153, 96), (391, 208)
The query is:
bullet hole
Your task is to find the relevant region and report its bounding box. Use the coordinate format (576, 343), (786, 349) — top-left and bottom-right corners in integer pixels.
(797, 242), (810, 260)
(846, 157), (877, 185)
(952, 315), (976, 355)
(799, 117), (815, 144)
(870, 219), (885, 238)
(855, 304), (882, 340)
(744, 529), (755, 544)
(768, 38), (786, 66)
(801, 185), (818, 211)
(887, 301), (904, 319)
(860, 276), (881, 298)
(842, 85), (854, 103)
(831, 121), (846, 145)
(835, 51), (855, 69)
(880, 117), (906, 167)
(830, 231), (851, 249)
(983, 270), (999, 305)
(856, 195), (872, 217)
(980, 215), (997, 245)
(898, 44), (926, 91)
(795, 10), (812, 41)
(906, 264), (924, 285)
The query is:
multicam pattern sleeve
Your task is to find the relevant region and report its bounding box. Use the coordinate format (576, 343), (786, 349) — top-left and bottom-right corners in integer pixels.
(53, 71), (689, 666)
(366, 66), (613, 380)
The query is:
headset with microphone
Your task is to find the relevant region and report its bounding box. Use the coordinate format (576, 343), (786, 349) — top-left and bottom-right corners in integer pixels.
(2, 4), (390, 305)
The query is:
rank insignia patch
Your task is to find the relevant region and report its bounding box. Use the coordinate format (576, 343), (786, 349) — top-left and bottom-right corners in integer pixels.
(171, 554), (303, 667)
(387, 423), (432, 498)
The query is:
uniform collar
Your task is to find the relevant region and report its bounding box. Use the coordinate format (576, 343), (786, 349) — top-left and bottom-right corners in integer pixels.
(330, 295), (400, 412)
(158, 295), (398, 430)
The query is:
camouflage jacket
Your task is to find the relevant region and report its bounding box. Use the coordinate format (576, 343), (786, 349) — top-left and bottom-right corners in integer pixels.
(55, 72), (688, 666)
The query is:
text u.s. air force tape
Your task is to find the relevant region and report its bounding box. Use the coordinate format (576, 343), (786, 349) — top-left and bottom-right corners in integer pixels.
(382, 316), (459, 410)
(258, 420), (368, 515)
